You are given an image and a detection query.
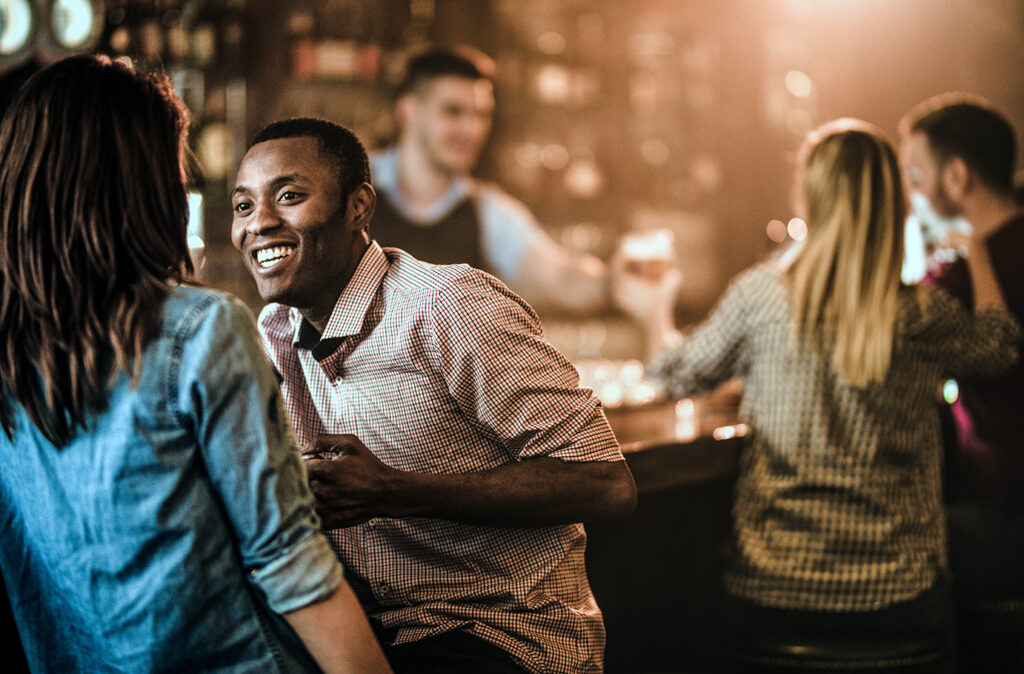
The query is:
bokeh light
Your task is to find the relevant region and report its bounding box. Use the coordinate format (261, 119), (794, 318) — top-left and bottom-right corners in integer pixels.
(766, 219), (788, 243)
(787, 217), (808, 241)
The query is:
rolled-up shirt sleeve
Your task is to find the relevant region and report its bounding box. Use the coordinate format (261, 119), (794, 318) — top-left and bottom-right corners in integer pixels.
(429, 273), (623, 464)
(176, 294), (343, 614)
(247, 531), (342, 614)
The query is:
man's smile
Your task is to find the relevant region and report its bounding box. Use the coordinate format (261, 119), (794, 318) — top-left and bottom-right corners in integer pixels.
(254, 244), (296, 270)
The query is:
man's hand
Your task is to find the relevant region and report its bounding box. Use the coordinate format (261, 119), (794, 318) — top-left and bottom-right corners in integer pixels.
(609, 246), (684, 358)
(304, 434), (398, 529)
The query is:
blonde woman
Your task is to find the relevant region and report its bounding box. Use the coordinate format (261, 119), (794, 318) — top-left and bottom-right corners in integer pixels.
(641, 120), (1020, 664)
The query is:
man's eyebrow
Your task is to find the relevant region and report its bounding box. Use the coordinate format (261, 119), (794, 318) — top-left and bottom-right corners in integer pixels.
(231, 174), (309, 197)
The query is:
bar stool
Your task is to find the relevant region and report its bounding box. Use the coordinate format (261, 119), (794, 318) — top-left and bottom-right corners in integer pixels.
(723, 633), (949, 673)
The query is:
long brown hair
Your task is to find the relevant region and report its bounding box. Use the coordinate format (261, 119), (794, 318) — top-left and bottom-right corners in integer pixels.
(0, 55), (194, 445)
(783, 119), (906, 388)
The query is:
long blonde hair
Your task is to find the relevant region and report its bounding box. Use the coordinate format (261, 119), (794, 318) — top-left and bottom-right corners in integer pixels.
(783, 119), (906, 388)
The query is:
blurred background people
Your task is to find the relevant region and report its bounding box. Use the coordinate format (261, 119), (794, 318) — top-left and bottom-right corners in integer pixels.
(0, 55), (389, 674)
(899, 94), (1024, 667)
(643, 119), (1019, 670)
(370, 43), (611, 316)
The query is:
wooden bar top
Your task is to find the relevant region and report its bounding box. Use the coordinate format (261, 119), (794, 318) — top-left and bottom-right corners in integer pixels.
(603, 387), (745, 494)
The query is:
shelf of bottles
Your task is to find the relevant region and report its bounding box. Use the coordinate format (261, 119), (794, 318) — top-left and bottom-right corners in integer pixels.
(94, 0), (249, 298)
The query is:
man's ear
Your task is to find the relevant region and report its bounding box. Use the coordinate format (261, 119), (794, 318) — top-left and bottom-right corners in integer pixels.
(396, 93), (416, 127)
(347, 182), (376, 232)
(942, 157), (971, 202)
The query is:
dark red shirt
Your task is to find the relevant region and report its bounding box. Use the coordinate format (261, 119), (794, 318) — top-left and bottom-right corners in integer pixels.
(925, 209), (1024, 503)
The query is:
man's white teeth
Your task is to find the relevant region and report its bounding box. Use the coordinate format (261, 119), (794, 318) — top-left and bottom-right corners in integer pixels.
(256, 245), (295, 268)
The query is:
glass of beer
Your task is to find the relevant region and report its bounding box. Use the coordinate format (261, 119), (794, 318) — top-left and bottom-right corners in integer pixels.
(618, 228), (675, 282)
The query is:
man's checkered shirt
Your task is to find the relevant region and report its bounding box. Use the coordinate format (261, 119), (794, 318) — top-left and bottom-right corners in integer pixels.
(259, 242), (623, 673)
(649, 262), (1021, 612)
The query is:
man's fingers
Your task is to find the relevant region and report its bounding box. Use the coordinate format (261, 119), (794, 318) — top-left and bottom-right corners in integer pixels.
(310, 433), (364, 459)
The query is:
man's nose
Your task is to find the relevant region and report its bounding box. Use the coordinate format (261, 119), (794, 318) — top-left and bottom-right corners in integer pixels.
(245, 203), (282, 235)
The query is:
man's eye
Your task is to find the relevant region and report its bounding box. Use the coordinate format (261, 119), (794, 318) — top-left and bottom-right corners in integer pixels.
(233, 202), (251, 213)
(280, 191), (299, 201)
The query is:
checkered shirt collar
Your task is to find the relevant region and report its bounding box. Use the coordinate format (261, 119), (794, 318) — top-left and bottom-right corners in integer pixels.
(287, 241), (390, 345)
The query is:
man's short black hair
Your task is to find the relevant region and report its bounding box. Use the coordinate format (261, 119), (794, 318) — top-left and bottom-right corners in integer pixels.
(394, 44), (495, 98)
(249, 118), (372, 198)
(900, 93), (1017, 196)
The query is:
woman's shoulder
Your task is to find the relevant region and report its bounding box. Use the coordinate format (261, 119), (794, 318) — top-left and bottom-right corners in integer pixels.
(724, 261), (787, 311)
(162, 285), (257, 339)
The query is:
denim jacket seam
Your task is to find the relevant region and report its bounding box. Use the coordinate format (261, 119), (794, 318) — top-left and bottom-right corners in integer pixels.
(166, 290), (221, 426)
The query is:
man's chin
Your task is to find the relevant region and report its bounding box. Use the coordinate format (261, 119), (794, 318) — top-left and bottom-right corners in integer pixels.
(253, 280), (291, 307)
(438, 153), (479, 175)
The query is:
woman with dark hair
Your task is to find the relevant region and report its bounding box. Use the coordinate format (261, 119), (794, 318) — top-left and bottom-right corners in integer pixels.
(0, 55), (390, 672)
(623, 120), (1021, 668)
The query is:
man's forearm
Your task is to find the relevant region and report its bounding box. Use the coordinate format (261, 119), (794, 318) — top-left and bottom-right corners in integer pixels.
(965, 235), (1007, 311)
(382, 457), (636, 526)
(519, 254), (610, 316)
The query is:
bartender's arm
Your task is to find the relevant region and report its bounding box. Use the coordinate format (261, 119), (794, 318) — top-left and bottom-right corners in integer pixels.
(513, 238), (610, 316)
(478, 184), (610, 315)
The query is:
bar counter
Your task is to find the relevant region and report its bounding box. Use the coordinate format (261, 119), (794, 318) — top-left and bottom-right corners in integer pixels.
(586, 392), (745, 672)
(606, 394), (744, 494)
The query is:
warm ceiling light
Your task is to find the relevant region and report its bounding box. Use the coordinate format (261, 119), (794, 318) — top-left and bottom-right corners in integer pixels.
(785, 69), (813, 98)
(0, 0), (34, 56)
(51, 0), (97, 49)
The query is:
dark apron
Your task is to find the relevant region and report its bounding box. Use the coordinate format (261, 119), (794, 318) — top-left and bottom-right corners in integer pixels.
(371, 190), (486, 270)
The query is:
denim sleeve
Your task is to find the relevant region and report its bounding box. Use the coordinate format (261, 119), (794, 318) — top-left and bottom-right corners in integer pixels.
(173, 292), (342, 614)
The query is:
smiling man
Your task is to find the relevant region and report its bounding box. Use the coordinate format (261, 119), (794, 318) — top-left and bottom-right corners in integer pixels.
(230, 118), (636, 674)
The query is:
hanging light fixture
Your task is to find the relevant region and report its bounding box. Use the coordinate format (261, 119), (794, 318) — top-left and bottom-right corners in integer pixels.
(0, 0), (36, 66)
(37, 0), (102, 56)
(49, 0), (98, 49)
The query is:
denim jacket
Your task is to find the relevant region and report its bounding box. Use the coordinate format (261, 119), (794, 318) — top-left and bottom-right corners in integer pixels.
(0, 286), (342, 672)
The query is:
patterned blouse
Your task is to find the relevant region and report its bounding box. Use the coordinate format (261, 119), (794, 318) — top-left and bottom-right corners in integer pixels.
(649, 262), (1021, 611)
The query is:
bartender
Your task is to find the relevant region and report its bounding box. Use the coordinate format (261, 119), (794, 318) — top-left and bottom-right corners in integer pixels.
(370, 44), (610, 315)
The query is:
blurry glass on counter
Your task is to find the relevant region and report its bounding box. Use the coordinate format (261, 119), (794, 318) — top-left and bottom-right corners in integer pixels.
(576, 358), (661, 409)
(673, 396), (747, 443)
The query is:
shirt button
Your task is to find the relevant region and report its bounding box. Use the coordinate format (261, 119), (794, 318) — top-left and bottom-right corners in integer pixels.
(378, 582), (391, 596)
